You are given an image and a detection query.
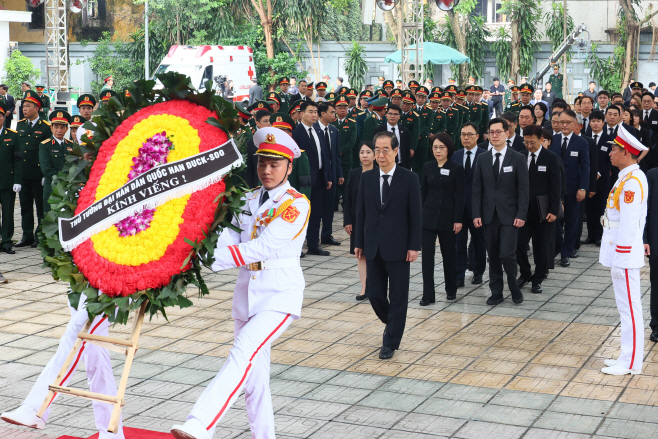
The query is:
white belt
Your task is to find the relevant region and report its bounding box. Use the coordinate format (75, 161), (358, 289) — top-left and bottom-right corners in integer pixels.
(601, 217), (620, 229)
(245, 257), (300, 271)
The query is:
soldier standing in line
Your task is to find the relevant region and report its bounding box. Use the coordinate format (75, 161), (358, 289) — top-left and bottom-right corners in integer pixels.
(314, 82), (328, 102)
(39, 110), (74, 214)
(0, 102), (21, 255)
(383, 80), (394, 95)
(506, 86), (522, 115)
(400, 91), (420, 166)
(408, 80), (420, 97)
(476, 86), (490, 142)
(549, 64), (564, 99)
(412, 86), (433, 176)
(75, 94), (96, 144)
(361, 97), (388, 142)
(69, 116), (83, 143)
(438, 91), (460, 141)
(374, 76), (385, 92)
(35, 86), (50, 119)
(331, 96), (357, 210)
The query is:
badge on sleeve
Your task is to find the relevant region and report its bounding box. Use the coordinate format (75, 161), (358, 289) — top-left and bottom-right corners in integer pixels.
(282, 206), (301, 223)
(624, 191), (635, 203)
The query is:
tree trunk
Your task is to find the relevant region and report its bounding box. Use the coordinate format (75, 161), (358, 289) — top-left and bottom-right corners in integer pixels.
(509, 19), (520, 82)
(622, 22), (637, 90)
(176, 13), (181, 45)
(384, 10), (399, 47)
(449, 11), (468, 86)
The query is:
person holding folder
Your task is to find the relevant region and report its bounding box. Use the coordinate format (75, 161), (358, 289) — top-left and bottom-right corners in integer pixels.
(516, 125), (562, 293)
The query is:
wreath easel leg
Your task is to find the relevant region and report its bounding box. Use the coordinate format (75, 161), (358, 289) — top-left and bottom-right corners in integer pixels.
(36, 301), (148, 434)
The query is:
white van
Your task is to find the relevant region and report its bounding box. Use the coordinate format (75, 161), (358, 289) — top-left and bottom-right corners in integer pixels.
(152, 45), (256, 102)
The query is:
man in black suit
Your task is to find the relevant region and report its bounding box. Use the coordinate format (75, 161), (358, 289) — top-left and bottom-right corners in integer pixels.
(584, 110), (613, 246)
(290, 80), (309, 105)
(580, 95), (595, 137)
(473, 118), (529, 305)
(550, 109), (590, 267)
(574, 122), (599, 254)
(315, 102), (343, 246)
(644, 168), (658, 342)
(641, 92), (658, 136)
(245, 110), (272, 188)
(452, 122), (487, 286)
(516, 125), (561, 293)
(373, 104), (412, 169)
(292, 101), (332, 256)
(0, 86), (14, 129)
(501, 112), (525, 152)
(355, 131), (422, 360)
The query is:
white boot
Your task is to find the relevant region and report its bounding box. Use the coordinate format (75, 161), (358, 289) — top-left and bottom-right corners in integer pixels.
(1, 404), (46, 429)
(171, 418), (211, 439)
(601, 364), (641, 375)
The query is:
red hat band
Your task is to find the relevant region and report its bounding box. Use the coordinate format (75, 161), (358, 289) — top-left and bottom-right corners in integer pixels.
(614, 136), (641, 156)
(24, 96), (41, 108)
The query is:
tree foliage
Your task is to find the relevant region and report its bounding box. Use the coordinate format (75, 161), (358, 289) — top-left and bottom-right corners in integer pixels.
(344, 42), (368, 91)
(1, 50), (41, 96)
(585, 43), (624, 92)
(492, 26), (511, 82)
(321, 0), (378, 42)
(499, 0), (542, 79)
(543, 3), (575, 63)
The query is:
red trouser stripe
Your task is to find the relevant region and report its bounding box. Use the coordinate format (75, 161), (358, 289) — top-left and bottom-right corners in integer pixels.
(227, 245), (241, 267)
(206, 313), (291, 430)
(625, 269), (637, 370)
(47, 315), (108, 408)
(232, 246), (246, 266)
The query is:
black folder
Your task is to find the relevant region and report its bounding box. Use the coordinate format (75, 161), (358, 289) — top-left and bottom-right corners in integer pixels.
(537, 195), (564, 222)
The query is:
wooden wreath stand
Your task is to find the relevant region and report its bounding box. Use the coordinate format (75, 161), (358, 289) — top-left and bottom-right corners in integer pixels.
(36, 301), (148, 434)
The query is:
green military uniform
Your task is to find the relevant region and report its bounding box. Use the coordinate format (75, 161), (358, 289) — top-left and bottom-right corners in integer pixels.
(0, 103), (21, 251)
(331, 96), (357, 209)
(475, 87), (490, 142)
(549, 69), (564, 98)
(435, 92), (460, 140)
(399, 92), (421, 174)
(16, 90), (51, 244)
(505, 86), (522, 116)
(361, 97), (387, 143)
(411, 88), (433, 177)
(36, 86), (50, 118)
(40, 110), (74, 214)
(277, 77), (291, 115)
(100, 89), (117, 105)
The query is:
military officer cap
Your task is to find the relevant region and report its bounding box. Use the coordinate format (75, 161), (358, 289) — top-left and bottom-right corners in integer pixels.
(440, 91), (452, 100)
(378, 76), (385, 81)
(50, 110), (72, 125)
(391, 89), (403, 98)
(254, 127), (301, 162)
(475, 86), (484, 93)
(416, 86), (429, 96)
(468, 76), (475, 82)
(104, 75), (113, 83)
(630, 81), (643, 90)
(507, 79), (515, 85)
(289, 102), (302, 115)
(307, 82), (314, 90)
(510, 86), (520, 93)
(456, 90), (466, 98)
(431, 86), (443, 94)
(368, 97), (388, 110)
(236, 103), (251, 121)
(23, 90), (43, 108)
(445, 85), (458, 93)
(612, 124), (648, 156)
(429, 92), (442, 102)
(395, 80), (403, 87)
(70, 115), (84, 128)
(401, 92), (416, 104)
(315, 82), (327, 91)
(77, 93), (96, 108)
(266, 92), (281, 105)
(100, 89), (117, 102)
(519, 83), (534, 94)
(279, 77), (290, 85)
(35, 85), (46, 92)
(448, 78), (456, 85)
(334, 95), (349, 107)
(0, 101), (7, 115)
(466, 85), (478, 94)
(359, 90), (373, 99)
(269, 113), (295, 132)
(383, 80), (394, 89)
(577, 92), (584, 97)
(408, 80), (420, 90)
(325, 92), (338, 102)
(377, 89), (389, 97)
(247, 100), (273, 112)
(124, 89), (132, 98)
(346, 88), (358, 98)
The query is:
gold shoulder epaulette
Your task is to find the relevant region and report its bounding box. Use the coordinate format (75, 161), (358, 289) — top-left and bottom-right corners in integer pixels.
(251, 185), (261, 192)
(412, 111), (419, 117)
(6, 128), (17, 133)
(42, 120), (51, 126)
(287, 188), (303, 199)
(41, 138), (51, 144)
(348, 118), (356, 123)
(18, 118), (26, 122)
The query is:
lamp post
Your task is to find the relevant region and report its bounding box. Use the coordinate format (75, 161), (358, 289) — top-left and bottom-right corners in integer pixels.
(145, 0), (149, 80)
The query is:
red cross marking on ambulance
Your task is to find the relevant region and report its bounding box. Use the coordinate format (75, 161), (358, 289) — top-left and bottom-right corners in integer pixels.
(247, 66), (254, 80)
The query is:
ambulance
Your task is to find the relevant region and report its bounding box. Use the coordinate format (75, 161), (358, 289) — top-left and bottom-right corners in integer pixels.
(152, 45), (256, 102)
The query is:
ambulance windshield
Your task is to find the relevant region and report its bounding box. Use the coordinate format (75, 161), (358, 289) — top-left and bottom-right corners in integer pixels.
(153, 64), (203, 86)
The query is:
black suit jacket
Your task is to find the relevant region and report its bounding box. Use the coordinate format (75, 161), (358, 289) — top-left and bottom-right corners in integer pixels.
(472, 147), (529, 225)
(315, 122), (342, 183)
(507, 134), (525, 152)
(581, 134), (599, 193)
(521, 148), (562, 223)
(644, 168), (658, 258)
(355, 166), (422, 261)
(421, 160), (465, 231)
(343, 168), (363, 227)
(373, 123), (412, 169)
(591, 130), (614, 185)
(452, 146), (486, 218)
(641, 108), (658, 135)
(4, 95), (15, 121)
(292, 123), (331, 186)
(244, 138), (259, 188)
(549, 133), (590, 194)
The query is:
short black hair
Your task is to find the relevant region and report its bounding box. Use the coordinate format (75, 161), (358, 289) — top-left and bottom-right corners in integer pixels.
(642, 92), (655, 100)
(365, 84), (372, 88)
(519, 105), (535, 117)
(493, 77), (500, 82)
(541, 128), (554, 140)
(589, 81), (596, 85)
(337, 77), (343, 82)
(501, 112), (518, 125)
(590, 110), (605, 121)
(533, 102), (548, 118)
(611, 92), (623, 100)
(430, 132), (455, 158)
(561, 108), (577, 121)
(317, 102), (335, 117)
(387, 104), (402, 114)
(0, 84), (6, 91)
(460, 122), (479, 134)
(255, 110), (271, 122)
(523, 124), (543, 138)
(298, 79), (307, 85)
(606, 104), (622, 116)
(551, 101), (568, 112)
(300, 101), (318, 113)
(489, 117), (509, 131)
(581, 95), (595, 105)
(598, 90), (610, 98)
(359, 140), (374, 152)
(373, 131), (399, 150)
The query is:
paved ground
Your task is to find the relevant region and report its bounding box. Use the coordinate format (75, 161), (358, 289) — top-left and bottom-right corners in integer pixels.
(1, 207), (658, 439)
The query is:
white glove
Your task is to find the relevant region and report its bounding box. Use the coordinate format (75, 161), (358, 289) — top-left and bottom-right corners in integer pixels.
(12, 184), (21, 193)
(41, 178), (45, 186)
(612, 266), (625, 280)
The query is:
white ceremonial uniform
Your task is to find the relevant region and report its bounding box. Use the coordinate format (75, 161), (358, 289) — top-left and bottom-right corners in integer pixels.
(183, 181), (309, 439)
(21, 293), (124, 438)
(599, 163), (648, 371)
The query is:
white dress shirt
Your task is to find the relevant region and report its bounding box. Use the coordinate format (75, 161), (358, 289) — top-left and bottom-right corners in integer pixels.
(387, 122), (401, 147)
(491, 145), (508, 172)
(379, 165), (396, 202)
(317, 120), (332, 153)
(526, 145), (541, 168)
(561, 132), (574, 147)
(302, 121), (322, 169)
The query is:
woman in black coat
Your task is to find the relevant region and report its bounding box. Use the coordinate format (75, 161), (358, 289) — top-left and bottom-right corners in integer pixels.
(630, 108), (653, 172)
(420, 133), (464, 304)
(344, 141), (376, 301)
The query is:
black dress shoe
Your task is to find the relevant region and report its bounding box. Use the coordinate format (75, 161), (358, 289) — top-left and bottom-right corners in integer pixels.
(300, 252), (305, 258)
(14, 239), (34, 248)
(306, 248), (330, 256)
(472, 274), (482, 284)
(30, 241), (38, 248)
(595, 239), (602, 247)
(582, 237), (595, 245)
(512, 293), (524, 304)
(517, 275), (531, 289)
(531, 282), (543, 294)
(560, 257), (570, 267)
(1, 248), (15, 254)
(356, 294), (368, 301)
(456, 279), (465, 288)
(446, 291), (456, 300)
(486, 296), (504, 306)
(570, 249), (579, 258)
(651, 331), (658, 342)
(321, 236), (341, 246)
(379, 346), (394, 360)
(419, 299), (433, 306)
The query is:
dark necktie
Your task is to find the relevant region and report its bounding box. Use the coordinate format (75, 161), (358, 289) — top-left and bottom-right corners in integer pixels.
(493, 152), (501, 180)
(507, 139), (511, 149)
(382, 174), (390, 205)
(465, 150), (472, 175)
(645, 110), (650, 122)
(390, 127), (399, 162)
(609, 127), (614, 136)
(324, 127), (330, 152)
(583, 118), (588, 132)
(593, 134), (598, 146)
(561, 136), (568, 157)
(259, 190), (269, 206)
(530, 152), (537, 171)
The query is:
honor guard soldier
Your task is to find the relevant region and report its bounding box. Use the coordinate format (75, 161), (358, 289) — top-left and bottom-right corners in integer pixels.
(35, 85), (50, 118)
(75, 93), (97, 143)
(40, 111), (74, 214)
(358, 90), (373, 111)
(374, 76), (385, 92)
(445, 84), (463, 127)
(100, 89), (117, 106)
(390, 89), (403, 106)
(100, 75), (113, 93)
(171, 127), (310, 439)
(315, 82), (328, 101)
(416, 86), (430, 110)
(236, 103), (253, 140)
(0, 102), (21, 255)
(325, 92), (338, 103)
(464, 85), (482, 125)
(475, 86), (490, 141)
(400, 91), (420, 162)
(599, 126), (648, 376)
(428, 91), (445, 133)
(289, 101), (302, 126)
(346, 88), (360, 118)
(383, 79), (394, 95)
(549, 64), (564, 98)
(412, 87), (433, 175)
(505, 86), (522, 114)
(438, 91), (460, 140)
(408, 80), (420, 96)
(332, 96), (357, 207)
(455, 89), (466, 106)
(518, 83), (533, 110)
(362, 97), (388, 142)
(15, 90), (51, 248)
(70, 115), (84, 143)
(266, 92), (281, 113)
(431, 86), (443, 95)
(277, 77), (290, 114)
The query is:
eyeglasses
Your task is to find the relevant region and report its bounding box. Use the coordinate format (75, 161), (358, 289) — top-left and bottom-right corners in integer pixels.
(374, 149), (392, 155)
(557, 121), (573, 125)
(461, 133), (478, 138)
(488, 130), (505, 136)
